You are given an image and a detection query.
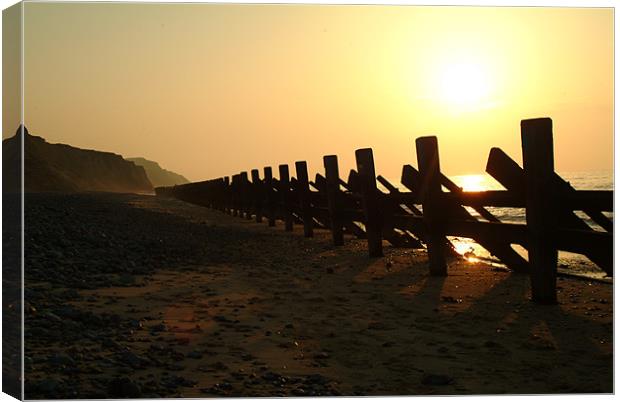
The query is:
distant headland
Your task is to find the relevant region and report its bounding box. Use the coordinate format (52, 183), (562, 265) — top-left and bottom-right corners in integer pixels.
(3, 126), (188, 194)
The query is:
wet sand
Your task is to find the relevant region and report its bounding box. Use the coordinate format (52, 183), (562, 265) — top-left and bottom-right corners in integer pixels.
(23, 193), (613, 398)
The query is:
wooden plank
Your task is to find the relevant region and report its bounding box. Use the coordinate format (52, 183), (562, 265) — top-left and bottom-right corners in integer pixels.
(264, 167), (276, 227)
(486, 147), (612, 276)
(223, 176), (230, 214)
(230, 176), (238, 215)
(562, 191), (613, 213)
(400, 165), (421, 199)
(324, 155), (345, 246)
(415, 136), (447, 276)
(556, 229), (613, 255)
(400, 163), (528, 271)
(445, 220), (528, 245)
(488, 147), (612, 226)
(251, 169), (263, 223)
(295, 161), (314, 237)
(439, 176), (503, 222)
(376, 175), (424, 248)
(347, 169), (361, 193)
(378, 175), (422, 215)
(234, 174), (242, 217)
(240, 172), (253, 220)
(278, 164), (294, 231)
(443, 191), (524, 208)
(355, 148), (383, 257)
(522, 117), (558, 304)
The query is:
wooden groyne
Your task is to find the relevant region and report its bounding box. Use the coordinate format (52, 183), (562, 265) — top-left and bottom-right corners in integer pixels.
(156, 118), (613, 304)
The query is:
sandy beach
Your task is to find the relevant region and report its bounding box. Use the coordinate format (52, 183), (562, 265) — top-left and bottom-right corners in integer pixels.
(23, 192), (612, 398)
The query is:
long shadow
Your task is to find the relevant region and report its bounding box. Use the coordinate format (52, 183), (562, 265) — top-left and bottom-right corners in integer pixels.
(24, 192), (347, 398)
(365, 256), (613, 394)
(22, 193), (612, 397)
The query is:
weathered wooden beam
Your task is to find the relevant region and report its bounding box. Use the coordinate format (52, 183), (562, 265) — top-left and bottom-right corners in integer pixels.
(444, 220), (528, 245)
(415, 136), (447, 276)
(240, 172), (253, 220)
(278, 164), (294, 232)
(230, 175), (238, 216)
(295, 161), (314, 238)
(400, 165), (421, 199)
(400, 163), (525, 269)
(377, 175), (422, 215)
(486, 147), (612, 276)
(355, 148), (383, 257)
(439, 176), (502, 223)
(375, 175), (424, 248)
(223, 176), (230, 214)
(264, 167), (276, 227)
(556, 229), (613, 255)
(324, 155), (345, 246)
(347, 169), (361, 193)
(487, 147), (612, 224)
(251, 169), (263, 223)
(522, 117), (558, 304)
(562, 191), (613, 213)
(443, 191), (524, 208)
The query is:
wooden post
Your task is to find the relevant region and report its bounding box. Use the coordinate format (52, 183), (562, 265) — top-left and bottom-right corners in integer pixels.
(295, 161), (313, 237)
(223, 176), (230, 213)
(355, 148), (383, 257)
(521, 118), (558, 304)
(235, 175), (242, 217)
(264, 167), (276, 227)
(251, 169), (262, 223)
(487, 147), (612, 275)
(279, 164), (294, 231)
(415, 136), (447, 276)
(230, 175), (238, 216)
(323, 155), (344, 246)
(241, 172), (253, 220)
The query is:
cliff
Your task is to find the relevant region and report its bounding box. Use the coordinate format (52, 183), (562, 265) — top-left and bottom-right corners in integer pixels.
(3, 126), (153, 193)
(125, 157), (189, 188)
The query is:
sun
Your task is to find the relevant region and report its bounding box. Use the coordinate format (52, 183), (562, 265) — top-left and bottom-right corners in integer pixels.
(436, 59), (492, 109)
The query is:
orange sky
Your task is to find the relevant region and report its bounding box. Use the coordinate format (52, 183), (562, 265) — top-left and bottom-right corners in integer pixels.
(4, 3), (614, 181)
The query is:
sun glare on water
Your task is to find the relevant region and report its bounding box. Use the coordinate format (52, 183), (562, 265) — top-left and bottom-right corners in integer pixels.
(453, 174), (488, 192)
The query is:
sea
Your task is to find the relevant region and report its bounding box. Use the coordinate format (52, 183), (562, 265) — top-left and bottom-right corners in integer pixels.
(393, 171), (614, 280)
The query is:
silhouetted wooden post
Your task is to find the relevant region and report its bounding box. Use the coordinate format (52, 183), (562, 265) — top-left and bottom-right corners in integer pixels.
(323, 155), (344, 246)
(235, 174), (242, 217)
(416, 136), (447, 276)
(486, 147), (612, 275)
(222, 176), (230, 213)
(279, 164), (294, 231)
(295, 161), (313, 237)
(521, 118), (558, 304)
(355, 148), (383, 257)
(231, 175), (238, 216)
(264, 167), (276, 227)
(240, 172), (252, 220)
(251, 169), (262, 223)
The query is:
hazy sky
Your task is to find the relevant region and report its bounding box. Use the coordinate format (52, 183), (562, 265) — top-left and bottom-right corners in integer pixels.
(6, 3), (614, 181)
